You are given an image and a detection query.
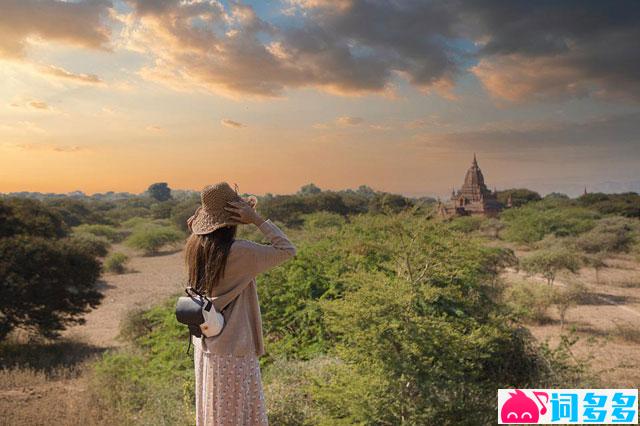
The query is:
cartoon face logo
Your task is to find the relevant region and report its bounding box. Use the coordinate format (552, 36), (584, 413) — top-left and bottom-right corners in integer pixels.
(501, 390), (548, 424)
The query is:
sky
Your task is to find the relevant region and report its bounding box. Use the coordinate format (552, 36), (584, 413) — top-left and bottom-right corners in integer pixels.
(0, 0), (639, 197)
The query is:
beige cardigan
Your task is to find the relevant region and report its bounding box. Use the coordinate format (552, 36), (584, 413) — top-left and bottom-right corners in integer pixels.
(192, 219), (296, 357)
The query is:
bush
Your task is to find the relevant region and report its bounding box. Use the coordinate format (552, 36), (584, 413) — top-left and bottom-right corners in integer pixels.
(68, 233), (111, 257)
(575, 216), (639, 254)
(521, 248), (582, 286)
(90, 299), (194, 425)
(302, 211), (346, 230)
(0, 198), (68, 238)
(170, 197), (201, 233)
(124, 224), (183, 255)
(447, 215), (484, 233)
(505, 280), (555, 324)
(104, 252), (129, 274)
(502, 202), (599, 244)
(578, 192), (640, 218)
(0, 236), (102, 339)
(73, 224), (123, 243)
(497, 188), (542, 207)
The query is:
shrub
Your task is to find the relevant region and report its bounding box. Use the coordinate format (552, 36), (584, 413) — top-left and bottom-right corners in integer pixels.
(497, 188), (542, 207)
(302, 211), (346, 230)
(0, 236), (102, 339)
(68, 233), (111, 257)
(447, 215), (484, 233)
(575, 216), (639, 254)
(505, 281), (555, 324)
(73, 224), (123, 243)
(552, 282), (587, 328)
(0, 198), (68, 238)
(90, 300), (194, 425)
(502, 203), (599, 244)
(124, 224), (183, 255)
(521, 248), (582, 286)
(170, 198), (201, 233)
(104, 252), (129, 274)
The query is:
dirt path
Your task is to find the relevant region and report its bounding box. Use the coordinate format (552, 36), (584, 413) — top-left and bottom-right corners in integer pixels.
(63, 244), (186, 348)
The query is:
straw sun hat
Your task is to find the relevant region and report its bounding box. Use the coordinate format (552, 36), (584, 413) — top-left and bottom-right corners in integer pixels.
(187, 182), (256, 235)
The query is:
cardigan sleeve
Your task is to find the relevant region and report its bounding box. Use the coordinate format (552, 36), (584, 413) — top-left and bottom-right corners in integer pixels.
(240, 219), (296, 277)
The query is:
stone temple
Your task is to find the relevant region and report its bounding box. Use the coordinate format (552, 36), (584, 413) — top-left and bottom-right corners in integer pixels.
(437, 154), (503, 218)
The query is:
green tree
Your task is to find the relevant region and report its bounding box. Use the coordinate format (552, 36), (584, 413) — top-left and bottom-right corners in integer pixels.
(0, 236), (102, 339)
(298, 183), (322, 196)
(147, 182), (172, 202)
(0, 198), (68, 238)
(497, 188), (541, 207)
(314, 215), (550, 424)
(521, 248), (582, 286)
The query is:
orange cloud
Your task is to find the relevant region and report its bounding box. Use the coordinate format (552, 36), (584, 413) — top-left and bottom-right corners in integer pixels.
(28, 100), (50, 110)
(0, 0), (112, 59)
(336, 116), (364, 126)
(472, 56), (592, 103)
(221, 119), (246, 129)
(37, 64), (102, 84)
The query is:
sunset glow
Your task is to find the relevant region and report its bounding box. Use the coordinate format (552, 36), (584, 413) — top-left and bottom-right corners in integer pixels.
(1, 0), (638, 196)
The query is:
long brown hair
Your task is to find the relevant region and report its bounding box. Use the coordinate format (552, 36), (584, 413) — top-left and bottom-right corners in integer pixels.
(184, 225), (237, 296)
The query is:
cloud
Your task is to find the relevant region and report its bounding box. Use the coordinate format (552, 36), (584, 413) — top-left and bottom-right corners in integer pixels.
(37, 64), (102, 84)
(28, 100), (50, 110)
(336, 116), (364, 126)
(412, 113), (640, 151)
(123, 0), (464, 98)
(464, 0), (640, 101)
(221, 119), (246, 128)
(3, 142), (87, 152)
(145, 125), (163, 132)
(0, 0), (112, 59)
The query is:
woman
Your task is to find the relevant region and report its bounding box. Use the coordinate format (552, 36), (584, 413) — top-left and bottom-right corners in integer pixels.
(184, 182), (296, 426)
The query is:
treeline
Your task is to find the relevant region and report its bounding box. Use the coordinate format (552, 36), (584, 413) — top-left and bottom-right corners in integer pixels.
(1, 182), (436, 232)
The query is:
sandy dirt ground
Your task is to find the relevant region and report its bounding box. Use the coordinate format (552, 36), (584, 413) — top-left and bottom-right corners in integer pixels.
(503, 254), (640, 388)
(62, 244), (186, 348)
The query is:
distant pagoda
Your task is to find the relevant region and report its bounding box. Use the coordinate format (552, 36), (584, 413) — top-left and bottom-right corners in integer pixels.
(437, 154), (502, 218)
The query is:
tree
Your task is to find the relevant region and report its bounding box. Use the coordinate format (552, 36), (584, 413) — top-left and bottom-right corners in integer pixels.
(496, 188), (541, 207)
(314, 214), (551, 424)
(0, 235), (102, 339)
(521, 248), (582, 286)
(0, 198), (68, 238)
(298, 183), (322, 196)
(147, 182), (172, 202)
(553, 282), (586, 329)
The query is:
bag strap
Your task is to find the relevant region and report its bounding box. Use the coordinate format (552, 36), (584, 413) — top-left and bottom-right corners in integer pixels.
(183, 280), (254, 356)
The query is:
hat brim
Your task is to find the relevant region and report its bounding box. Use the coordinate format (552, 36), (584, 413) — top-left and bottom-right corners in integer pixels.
(187, 206), (237, 235)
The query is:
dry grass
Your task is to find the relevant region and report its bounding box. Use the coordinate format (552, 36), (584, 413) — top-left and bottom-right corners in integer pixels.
(502, 256), (640, 388)
(0, 336), (115, 426)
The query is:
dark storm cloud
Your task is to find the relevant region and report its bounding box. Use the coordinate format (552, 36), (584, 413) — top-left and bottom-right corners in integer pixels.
(123, 0), (640, 101)
(461, 0), (640, 101)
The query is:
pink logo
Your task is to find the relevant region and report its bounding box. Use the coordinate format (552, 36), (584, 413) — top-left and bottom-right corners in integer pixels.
(500, 389), (548, 423)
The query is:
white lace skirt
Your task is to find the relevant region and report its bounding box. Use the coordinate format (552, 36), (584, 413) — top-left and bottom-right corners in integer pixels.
(194, 342), (269, 426)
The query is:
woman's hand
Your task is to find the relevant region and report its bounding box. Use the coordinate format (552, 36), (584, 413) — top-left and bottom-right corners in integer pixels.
(225, 199), (265, 226)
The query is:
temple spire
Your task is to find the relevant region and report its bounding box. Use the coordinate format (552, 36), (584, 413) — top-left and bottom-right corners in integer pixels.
(473, 153), (478, 167)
